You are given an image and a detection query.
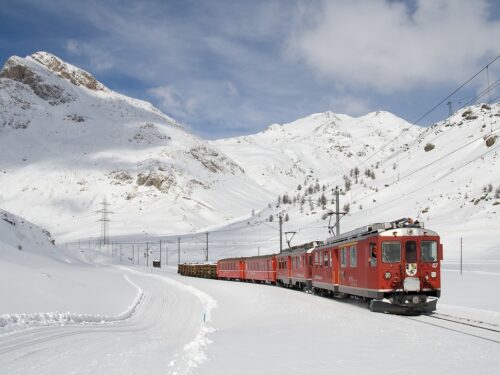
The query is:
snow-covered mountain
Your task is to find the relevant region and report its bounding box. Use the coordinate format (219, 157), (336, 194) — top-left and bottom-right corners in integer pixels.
(0, 52), (272, 240)
(1, 52), (499, 258)
(212, 110), (422, 193)
(213, 104), (500, 259)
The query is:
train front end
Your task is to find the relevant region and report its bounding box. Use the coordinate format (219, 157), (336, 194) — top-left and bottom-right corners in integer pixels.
(369, 220), (443, 314)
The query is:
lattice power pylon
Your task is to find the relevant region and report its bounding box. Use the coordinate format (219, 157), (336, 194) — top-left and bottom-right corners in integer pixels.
(96, 196), (113, 246)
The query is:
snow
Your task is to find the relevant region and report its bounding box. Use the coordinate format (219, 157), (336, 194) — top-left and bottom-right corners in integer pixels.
(1, 52), (499, 374)
(0, 209), (499, 374)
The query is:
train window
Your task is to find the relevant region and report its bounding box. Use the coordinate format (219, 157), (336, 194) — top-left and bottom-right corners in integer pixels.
(382, 241), (401, 263)
(314, 252), (319, 267)
(323, 252), (329, 267)
(340, 247), (347, 268)
(421, 241), (438, 262)
(350, 245), (357, 267)
(369, 243), (377, 267)
(405, 241), (417, 263)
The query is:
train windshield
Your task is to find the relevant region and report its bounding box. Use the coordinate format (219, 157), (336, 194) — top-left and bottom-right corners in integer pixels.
(405, 241), (417, 263)
(421, 241), (438, 262)
(382, 241), (401, 263)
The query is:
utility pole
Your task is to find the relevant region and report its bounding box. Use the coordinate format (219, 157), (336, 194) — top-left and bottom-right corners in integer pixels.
(328, 187), (346, 237)
(335, 188), (340, 236)
(206, 232), (209, 262)
(178, 237), (181, 264)
(96, 196), (113, 247)
(159, 240), (162, 266)
(132, 244), (135, 264)
(146, 242), (149, 267)
(447, 101), (453, 116)
(279, 212), (283, 253)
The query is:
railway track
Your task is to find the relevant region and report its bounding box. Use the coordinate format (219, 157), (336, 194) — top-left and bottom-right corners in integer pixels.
(405, 312), (500, 344)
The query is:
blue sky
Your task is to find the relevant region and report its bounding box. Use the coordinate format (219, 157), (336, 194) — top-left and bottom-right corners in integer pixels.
(1, 0), (499, 139)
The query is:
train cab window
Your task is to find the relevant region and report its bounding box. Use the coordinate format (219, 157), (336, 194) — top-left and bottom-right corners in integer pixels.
(382, 241), (401, 263)
(405, 241), (417, 263)
(421, 241), (438, 262)
(314, 252), (319, 267)
(340, 247), (347, 268)
(323, 252), (329, 267)
(369, 243), (377, 267)
(350, 245), (357, 267)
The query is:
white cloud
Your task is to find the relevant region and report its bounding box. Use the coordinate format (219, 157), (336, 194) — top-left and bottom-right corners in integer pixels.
(288, 0), (500, 93)
(148, 85), (197, 120)
(65, 39), (114, 71)
(328, 95), (372, 116)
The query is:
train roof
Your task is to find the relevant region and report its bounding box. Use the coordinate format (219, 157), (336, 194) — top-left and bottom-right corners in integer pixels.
(319, 218), (437, 248)
(217, 253), (275, 262)
(277, 241), (323, 256)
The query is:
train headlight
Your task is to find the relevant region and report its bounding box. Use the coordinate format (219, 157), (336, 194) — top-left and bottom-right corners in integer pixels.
(431, 271), (437, 278)
(384, 272), (392, 280)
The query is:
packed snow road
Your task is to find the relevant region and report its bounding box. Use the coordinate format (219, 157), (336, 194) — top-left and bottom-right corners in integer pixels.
(0, 268), (215, 375)
(1, 264), (499, 375)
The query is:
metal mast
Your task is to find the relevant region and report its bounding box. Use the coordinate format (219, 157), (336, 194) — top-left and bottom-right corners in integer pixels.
(97, 196), (113, 246)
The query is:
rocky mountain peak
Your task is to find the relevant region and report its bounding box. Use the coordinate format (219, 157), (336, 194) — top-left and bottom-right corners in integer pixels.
(0, 55), (73, 105)
(29, 51), (107, 92)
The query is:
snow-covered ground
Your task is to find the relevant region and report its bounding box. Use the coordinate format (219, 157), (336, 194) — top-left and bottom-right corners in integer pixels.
(1, 52), (499, 374)
(1, 240), (499, 374)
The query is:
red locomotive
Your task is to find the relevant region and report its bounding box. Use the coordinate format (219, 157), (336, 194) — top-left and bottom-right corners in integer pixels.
(213, 218), (442, 314)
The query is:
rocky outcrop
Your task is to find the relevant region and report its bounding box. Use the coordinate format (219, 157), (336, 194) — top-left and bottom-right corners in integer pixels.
(136, 171), (175, 192)
(30, 52), (107, 92)
(0, 56), (73, 105)
(188, 145), (244, 174)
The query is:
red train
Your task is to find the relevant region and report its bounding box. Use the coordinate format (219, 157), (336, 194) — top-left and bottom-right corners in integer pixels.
(216, 218), (442, 314)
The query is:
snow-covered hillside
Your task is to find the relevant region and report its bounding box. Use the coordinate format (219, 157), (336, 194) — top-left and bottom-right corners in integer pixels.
(211, 104), (500, 259)
(0, 208), (137, 319)
(1, 52), (498, 259)
(0, 52), (272, 240)
(212, 110), (422, 193)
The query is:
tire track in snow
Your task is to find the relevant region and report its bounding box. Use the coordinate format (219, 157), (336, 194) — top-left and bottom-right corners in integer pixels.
(121, 268), (218, 375)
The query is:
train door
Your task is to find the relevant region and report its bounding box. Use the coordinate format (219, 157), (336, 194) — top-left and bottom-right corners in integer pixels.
(239, 260), (245, 280)
(404, 240), (418, 277)
(403, 240), (420, 292)
(332, 248), (339, 285)
(339, 246), (347, 284)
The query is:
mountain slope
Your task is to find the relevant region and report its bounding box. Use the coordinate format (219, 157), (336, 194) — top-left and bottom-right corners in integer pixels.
(210, 104), (500, 259)
(0, 52), (272, 240)
(212, 110), (422, 194)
